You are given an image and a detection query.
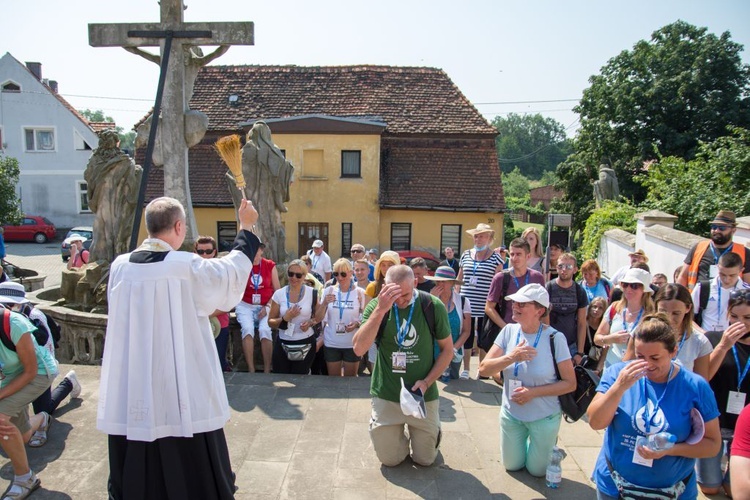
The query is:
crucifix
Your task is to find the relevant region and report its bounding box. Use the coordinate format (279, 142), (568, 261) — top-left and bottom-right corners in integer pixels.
(89, 1), (253, 250)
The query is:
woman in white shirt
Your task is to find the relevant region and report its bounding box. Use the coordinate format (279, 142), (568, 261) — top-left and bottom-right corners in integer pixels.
(268, 259), (323, 374)
(318, 259), (366, 376)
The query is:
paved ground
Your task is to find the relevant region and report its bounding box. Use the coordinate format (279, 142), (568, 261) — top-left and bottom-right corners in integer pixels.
(10, 365), (608, 500)
(3, 241), (66, 288)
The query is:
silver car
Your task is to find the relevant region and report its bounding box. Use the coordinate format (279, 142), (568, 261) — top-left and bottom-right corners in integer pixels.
(61, 227), (93, 262)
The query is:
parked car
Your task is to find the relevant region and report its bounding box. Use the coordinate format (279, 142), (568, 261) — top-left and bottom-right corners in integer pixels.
(2, 215), (57, 244)
(397, 251), (441, 276)
(61, 227), (93, 262)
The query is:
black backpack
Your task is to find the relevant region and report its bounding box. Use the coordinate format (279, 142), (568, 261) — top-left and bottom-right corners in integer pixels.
(0, 307), (50, 352)
(375, 290), (436, 346)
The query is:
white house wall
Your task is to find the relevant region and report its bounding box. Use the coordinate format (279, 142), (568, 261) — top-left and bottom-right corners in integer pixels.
(0, 53), (98, 228)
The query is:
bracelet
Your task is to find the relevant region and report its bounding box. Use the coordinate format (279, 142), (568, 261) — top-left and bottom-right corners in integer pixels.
(279, 319), (289, 330)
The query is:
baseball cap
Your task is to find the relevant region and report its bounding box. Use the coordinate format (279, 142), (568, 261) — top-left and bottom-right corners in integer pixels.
(504, 283), (550, 308)
(311, 240), (324, 249)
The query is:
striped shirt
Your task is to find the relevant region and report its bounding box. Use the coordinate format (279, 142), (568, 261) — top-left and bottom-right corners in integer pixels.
(459, 249), (503, 317)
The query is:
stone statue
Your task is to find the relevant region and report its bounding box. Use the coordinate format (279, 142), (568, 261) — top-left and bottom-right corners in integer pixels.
(84, 129), (143, 264)
(227, 121), (294, 263)
(593, 164), (620, 207)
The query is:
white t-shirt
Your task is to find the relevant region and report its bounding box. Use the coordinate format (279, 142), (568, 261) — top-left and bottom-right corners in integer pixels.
(674, 330), (713, 372)
(272, 285), (316, 341)
(307, 250), (332, 277)
(603, 304), (645, 368)
(322, 283), (365, 349)
(692, 278), (749, 332)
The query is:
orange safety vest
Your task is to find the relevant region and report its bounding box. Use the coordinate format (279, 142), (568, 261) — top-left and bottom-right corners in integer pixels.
(686, 240), (746, 292)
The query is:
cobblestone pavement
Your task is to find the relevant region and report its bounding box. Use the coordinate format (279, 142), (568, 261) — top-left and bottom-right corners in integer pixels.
(3, 241), (66, 288)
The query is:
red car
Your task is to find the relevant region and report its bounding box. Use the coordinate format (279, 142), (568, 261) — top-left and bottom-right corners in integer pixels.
(2, 215), (57, 243)
(397, 250), (441, 276)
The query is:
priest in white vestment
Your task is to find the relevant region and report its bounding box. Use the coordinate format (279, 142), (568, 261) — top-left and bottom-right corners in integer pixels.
(98, 196), (260, 500)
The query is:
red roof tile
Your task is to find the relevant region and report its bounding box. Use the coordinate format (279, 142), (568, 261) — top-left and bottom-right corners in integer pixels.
(190, 65), (497, 135)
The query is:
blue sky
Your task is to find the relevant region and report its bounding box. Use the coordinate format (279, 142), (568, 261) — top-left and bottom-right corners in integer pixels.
(4, 0), (749, 136)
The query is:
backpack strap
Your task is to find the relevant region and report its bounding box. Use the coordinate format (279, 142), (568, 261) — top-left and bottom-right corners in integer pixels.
(608, 304), (617, 323)
(417, 290), (435, 339)
(376, 290), (437, 346)
(0, 308), (16, 352)
(694, 279), (711, 325)
(602, 279), (611, 298)
(498, 271), (512, 319)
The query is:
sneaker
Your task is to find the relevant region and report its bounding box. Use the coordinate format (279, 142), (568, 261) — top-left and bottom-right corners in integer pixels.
(3, 472), (41, 499)
(66, 370), (82, 399)
(459, 370), (470, 380)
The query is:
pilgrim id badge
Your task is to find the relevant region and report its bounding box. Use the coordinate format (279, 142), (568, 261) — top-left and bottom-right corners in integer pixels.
(507, 379), (522, 393)
(632, 444), (653, 468)
(728, 391), (746, 415)
(392, 352), (407, 373)
(336, 322), (346, 334)
(469, 276), (478, 286)
(252, 293), (261, 305)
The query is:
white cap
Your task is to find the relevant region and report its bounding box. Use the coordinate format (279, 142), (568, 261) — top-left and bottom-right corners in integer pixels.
(64, 234), (85, 245)
(312, 239), (324, 248)
(620, 268), (653, 293)
(504, 283), (550, 308)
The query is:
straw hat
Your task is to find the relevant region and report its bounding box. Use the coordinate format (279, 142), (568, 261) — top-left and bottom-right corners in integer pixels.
(628, 249), (649, 263)
(466, 223), (494, 236)
(374, 251), (400, 279)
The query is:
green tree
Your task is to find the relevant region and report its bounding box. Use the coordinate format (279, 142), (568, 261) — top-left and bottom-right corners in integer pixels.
(580, 201), (638, 260)
(493, 113), (573, 180)
(557, 20), (750, 235)
(502, 166), (531, 199)
(640, 127), (750, 236)
(79, 109), (136, 153)
(0, 156), (22, 225)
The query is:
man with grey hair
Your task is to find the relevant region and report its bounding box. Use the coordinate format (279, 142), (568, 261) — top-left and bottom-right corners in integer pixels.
(353, 265), (453, 467)
(98, 196), (261, 499)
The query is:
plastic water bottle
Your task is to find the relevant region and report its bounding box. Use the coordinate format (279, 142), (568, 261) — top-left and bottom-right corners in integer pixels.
(636, 432), (677, 451)
(546, 447), (566, 488)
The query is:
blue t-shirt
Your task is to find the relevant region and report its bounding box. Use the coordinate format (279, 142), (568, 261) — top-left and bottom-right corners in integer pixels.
(580, 278), (611, 303)
(494, 323), (571, 422)
(593, 362), (720, 498)
(0, 311), (58, 384)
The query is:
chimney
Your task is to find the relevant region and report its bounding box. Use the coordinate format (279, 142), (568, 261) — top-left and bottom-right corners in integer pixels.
(26, 62), (42, 80)
(49, 80), (58, 93)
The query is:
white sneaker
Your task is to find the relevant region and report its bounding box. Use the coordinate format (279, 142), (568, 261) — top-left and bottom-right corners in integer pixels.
(459, 370), (470, 380)
(66, 370), (82, 399)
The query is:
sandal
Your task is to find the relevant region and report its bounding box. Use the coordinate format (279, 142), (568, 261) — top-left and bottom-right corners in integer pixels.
(2, 473), (40, 500)
(28, 412), (51, 448)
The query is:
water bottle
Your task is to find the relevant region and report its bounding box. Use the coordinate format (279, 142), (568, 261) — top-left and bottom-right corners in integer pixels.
(545, 447), (566, 488)
(636, 432), (677, 451)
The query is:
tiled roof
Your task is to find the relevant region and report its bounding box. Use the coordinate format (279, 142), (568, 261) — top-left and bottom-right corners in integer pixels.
(190, 65), (497, 135)
(89, 122), (116, 132)
(380, 137), (504, 211)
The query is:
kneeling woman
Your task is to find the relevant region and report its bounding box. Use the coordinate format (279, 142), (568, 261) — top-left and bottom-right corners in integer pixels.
(478, 283), (576, 477)
(268, 259), (324, 374)
(0, 305), (58, 498)
(588, 314), (721, 500)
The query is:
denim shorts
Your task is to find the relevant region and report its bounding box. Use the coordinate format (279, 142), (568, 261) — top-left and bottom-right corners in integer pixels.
(696, 436), (730, 488)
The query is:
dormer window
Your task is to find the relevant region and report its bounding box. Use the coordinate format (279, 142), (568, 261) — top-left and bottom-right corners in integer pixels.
(228, 95), (239, 106)
(1, 81), (20, 93)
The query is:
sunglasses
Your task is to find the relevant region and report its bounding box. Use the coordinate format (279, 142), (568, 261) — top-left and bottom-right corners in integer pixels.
(287, 271), (305, 279)
(195, 249), (215, 255)
(350, 249), (364, 254)
(556, 264), (574, 270)
(333, 272), (348, 278)
(729, 289), (750, 301)
(710, 225), (730, 231)
(620, 282), (643, 290)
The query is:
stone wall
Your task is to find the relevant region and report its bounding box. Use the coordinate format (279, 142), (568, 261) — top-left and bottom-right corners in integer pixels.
(597, 210), (749, 280)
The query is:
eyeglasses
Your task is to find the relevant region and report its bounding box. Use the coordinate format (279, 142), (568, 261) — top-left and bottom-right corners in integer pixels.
(195, 249), (215, 255)
(621, 282), (643, 290)
(729, 289), (750, 301)
(287, 271), (305, 279)
(710, 225), (730, 231)
(556, 264), (574, 270)
(333, 272), (348, 278)
(350, 249), (364, 254)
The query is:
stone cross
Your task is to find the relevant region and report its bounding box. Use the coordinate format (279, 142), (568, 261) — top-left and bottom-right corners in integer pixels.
(89, 1), (253, 247)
